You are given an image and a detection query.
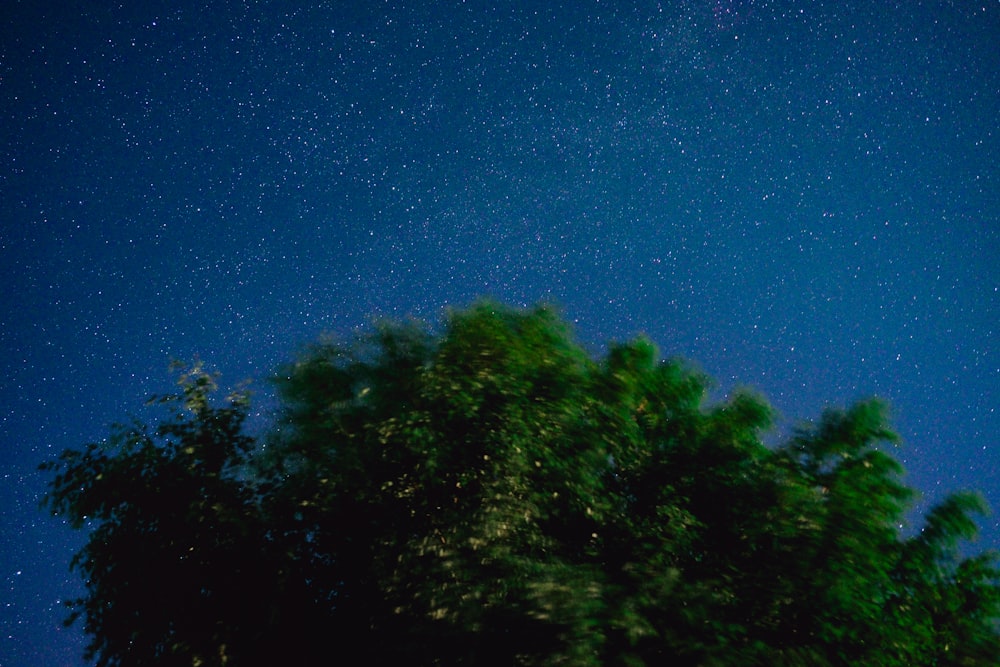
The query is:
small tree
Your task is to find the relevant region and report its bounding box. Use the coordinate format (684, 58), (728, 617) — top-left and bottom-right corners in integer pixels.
(41, 362), (276, 666)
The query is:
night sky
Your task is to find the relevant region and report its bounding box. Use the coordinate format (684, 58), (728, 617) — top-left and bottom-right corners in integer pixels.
(2, 1), (998, 664)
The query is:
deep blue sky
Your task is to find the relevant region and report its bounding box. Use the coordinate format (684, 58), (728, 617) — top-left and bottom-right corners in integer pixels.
(2, 1), (997, 664)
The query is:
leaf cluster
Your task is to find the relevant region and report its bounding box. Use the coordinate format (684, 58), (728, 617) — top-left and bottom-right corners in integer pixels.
(42, 302), (1000, 666)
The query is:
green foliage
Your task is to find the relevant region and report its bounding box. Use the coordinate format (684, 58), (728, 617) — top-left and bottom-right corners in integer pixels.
(41, 361), (269, 666)
(42, 301), (1000, 666)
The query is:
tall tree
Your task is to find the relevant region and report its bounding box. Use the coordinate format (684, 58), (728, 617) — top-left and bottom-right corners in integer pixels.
(43, 301), (1000, 666)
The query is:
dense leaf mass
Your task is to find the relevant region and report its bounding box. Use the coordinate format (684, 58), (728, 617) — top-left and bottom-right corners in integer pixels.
(43, 302), (1000, 666)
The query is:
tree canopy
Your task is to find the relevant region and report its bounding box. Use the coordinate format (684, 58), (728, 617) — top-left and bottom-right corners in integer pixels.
(42, 301), (1000, 666)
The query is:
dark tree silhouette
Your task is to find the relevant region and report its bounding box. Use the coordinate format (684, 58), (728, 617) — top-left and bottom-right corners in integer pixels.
(43, 302), (1000, 666)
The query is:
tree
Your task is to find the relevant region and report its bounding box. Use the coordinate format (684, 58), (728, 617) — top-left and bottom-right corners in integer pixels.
(40, 361), (275, 666)
(43, 301), (1000, 666)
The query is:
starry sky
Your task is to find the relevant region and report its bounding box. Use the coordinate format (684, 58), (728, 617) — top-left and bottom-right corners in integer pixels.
(2, 1), (997, 664)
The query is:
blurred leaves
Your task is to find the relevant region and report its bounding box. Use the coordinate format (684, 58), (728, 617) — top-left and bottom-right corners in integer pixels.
(42, 300), (1000, 666)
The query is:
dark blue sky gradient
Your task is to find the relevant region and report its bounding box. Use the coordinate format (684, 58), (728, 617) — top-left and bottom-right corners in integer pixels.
(2, 1), (997, 664)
